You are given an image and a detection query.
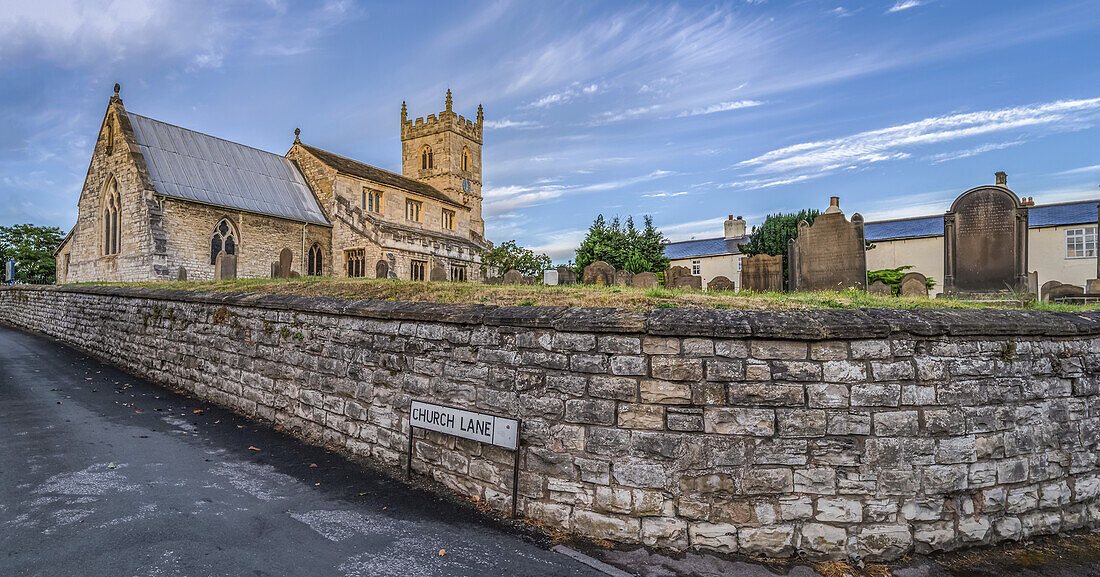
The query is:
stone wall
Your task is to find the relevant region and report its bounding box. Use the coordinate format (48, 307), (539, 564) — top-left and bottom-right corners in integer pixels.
(3, 285), (1100, 561)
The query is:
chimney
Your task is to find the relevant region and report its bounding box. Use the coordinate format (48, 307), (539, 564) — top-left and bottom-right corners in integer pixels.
(824, 196), (842, 214)
(995, 171), (1008, 186)
(724, 215), (746, 239)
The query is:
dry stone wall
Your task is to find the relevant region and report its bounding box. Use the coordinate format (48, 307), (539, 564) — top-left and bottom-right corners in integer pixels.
(3, 285), (1100, 561)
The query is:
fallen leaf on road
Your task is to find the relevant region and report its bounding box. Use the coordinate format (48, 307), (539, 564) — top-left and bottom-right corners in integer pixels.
(309, 463), (317, 468)
(193, 410), (204, 414)
(438, 549), (446, 557)
(248, 446), (261, 451)
(314, 483), (321, 486)
(107, 462), (116, 469)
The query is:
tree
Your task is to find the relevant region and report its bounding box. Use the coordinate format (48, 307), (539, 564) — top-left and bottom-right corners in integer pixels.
(477, 240), (551, 277)
(574, 214), (669, 274)
(737, 209), (819, 289)
(0, 224), (63, 283)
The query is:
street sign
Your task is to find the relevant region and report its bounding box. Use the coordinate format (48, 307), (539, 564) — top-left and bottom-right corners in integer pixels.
(409, 400), (518, 450)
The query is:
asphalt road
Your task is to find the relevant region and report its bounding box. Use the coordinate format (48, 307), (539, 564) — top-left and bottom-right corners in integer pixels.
(0, 325), (608, 577)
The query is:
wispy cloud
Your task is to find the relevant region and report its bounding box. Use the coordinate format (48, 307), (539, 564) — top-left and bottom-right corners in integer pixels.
(483, 119), (542, 130)
(527, 82), (602, 108)
(735, 98), (1100, 182)
(926, 140), (1025, 163)
(642, 191), (689, 198)
(1052, 164), (1100, 176)
(677, 99), (764, 117)
(484, 170), (674, 214)
(888, 1), (923, 13)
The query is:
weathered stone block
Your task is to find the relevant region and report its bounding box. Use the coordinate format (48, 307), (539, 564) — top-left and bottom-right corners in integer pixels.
(777, 409), (827, 437)
(564, 399), (616, 425)
(857, 525), (913, 561)
(572, 510), (640, 542)
(823, 360), (866, 382)
(618, 403), (665, 430)
(751, 340), (808, 360)
(738, 526), (795, 557)
(589, 375), (638, 401)
(651, 357), (704, 381)
(612, 462), (667, 489)
(743, 468), (793, 494)
(641, 517), (689, 550)
(704, 407), (775, 436)
(800, 523), (846, 556)
(816, 497), (862, 523)
(640, 379), (692, 404)
(688, 522), (737, 553)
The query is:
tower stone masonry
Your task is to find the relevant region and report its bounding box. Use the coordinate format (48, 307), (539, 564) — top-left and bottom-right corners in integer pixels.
(400, 90), (485, 240)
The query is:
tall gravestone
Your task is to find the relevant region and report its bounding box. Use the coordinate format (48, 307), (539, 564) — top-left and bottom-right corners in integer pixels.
(177, 266), (187, 281)
(943, 176), (1028, 296)
(740, 254), (784, 292)
(430, 264), (447, 281)
(665, 265), (691, 288)
(556, 266), (576, 285)
(214, 252), (237, 281)
(788, 197), (866, 291)
(278, 248), (293, 278)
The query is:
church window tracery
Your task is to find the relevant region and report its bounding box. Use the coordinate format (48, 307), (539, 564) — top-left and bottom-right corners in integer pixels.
(210, 219), (238, 265)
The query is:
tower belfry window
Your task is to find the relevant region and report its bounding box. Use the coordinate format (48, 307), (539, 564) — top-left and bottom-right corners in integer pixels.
(421, 146), (433, 170)
(462, 147), (469, 172)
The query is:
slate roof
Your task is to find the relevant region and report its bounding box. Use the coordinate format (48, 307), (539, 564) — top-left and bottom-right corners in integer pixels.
(664, 236), (750, 260)
(127, 112), (329, 225)
(863, 199), (1100, 242)
(300, 144), (464, 207)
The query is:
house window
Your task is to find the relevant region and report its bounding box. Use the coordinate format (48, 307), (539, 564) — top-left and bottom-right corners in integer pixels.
(103, 179), (121, 255)
(421, 146), (433, 170)
(365, 190), (382, 213)
(691, 260), (701, 276)
(345, 248), (366, 278)
(411, 260), (427, 281)
(209, 218), (237, 265)
(308, 243), (323, 276)
(451, 266), (467, 282)
(442, 209), (455, 230)
(406, 199), (422, 222)
(1066, 227), (1097, 258)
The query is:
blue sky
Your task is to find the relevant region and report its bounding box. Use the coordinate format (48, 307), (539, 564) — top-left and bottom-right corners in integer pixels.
(2, 1), (1099, 262)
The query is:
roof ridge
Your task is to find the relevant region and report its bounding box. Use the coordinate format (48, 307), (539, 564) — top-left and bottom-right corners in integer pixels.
(126, 111), (289, 159)
(866, 198), (1100, 225)
(301, 144), (407, 180)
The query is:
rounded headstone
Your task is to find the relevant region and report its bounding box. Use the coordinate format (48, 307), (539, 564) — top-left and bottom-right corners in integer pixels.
(868, 280), (892, 296)
(670, 275), (702, 290)
(614, 269), (634, 287)
(707, 276), (737, 292)
(899, 272), (929, 298)
(582, 261), (615, 286)
(630, 272), (659, 289)
(502, 269), (524, 285)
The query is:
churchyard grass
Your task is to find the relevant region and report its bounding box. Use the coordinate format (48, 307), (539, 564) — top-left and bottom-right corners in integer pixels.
(73, 277), (1100, 311)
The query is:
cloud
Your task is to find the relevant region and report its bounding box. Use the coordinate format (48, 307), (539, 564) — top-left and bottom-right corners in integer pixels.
(642, 191), (689, 198)
(888, 1), (923, 13)
(677, 99), (764, 117)
(591, 105), (662, 125)
(926, 140), (1025, 163)
(1052, 164), (1100, 176)
(735, 98), (1100, 181)
(527, 82), (602, 108)
(483, 170), (674, 215)
(482, 119), (542, 130)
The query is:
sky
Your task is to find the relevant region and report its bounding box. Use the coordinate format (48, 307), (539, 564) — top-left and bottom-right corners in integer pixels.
(2, 0), (1099, 262)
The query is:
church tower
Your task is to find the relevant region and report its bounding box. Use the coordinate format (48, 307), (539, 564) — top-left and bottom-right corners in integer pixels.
(400, 90), (485, 240)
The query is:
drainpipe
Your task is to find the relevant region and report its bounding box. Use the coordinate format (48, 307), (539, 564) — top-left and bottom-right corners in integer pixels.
(302, 223), (307, 276)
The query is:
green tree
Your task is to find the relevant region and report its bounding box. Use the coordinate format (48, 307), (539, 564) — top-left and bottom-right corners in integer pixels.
(737, 209), (820, 289)
(574, 214), (669, 274)
(0, 224), (63, 283)
(477, 240), (551, 277)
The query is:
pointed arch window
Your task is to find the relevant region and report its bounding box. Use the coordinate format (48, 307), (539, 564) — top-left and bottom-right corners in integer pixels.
(210, 219), (238, 265)
(421, 145), (433, 170)
(461, 147), (469, 172)
(308, 243), (324, 276)
(103, 179), (121, 255)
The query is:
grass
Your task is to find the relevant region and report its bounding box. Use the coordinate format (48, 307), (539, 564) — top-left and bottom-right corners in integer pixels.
(66, 277), (1100, 312)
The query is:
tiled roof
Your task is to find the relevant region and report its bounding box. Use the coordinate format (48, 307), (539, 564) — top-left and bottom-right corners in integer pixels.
(300, 144), (463, 207)
(864, 199), (1100, 242)
(127, 112), (329, 225)
(664, 236), (749, 259)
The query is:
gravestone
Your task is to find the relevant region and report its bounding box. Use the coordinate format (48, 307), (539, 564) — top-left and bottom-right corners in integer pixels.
(631, 272), (659, 289)
(544, 269), (559, 286)
(214, 252), (237, 281)
(1040, 280), (1063, 302)
(556, 266), (576, 285)
(1028, 271), (1038, 296)
(176, 266), (187, 281)
(279, 248), (293, 278)
(430, 265), (447, 282)
(502, 270), (524, 285)
(788, 197), (866, 291)
(670, 275), (702, 290)
(665, 265), (691, 288)
(1048, 283), (1084, 302)
(376, 260), (389, 279)
(270, 262), (280, 279)
(868, 280), (892, 296)
(1088, 279), (1100, 295)
(707, 276), (737, 292)
(899, 272), (929, 298)
(943, 181), (1028, 296)
(582, 261), (615, 286)
(740, 254), (784, 292)
(614, 270), (634, 287)
(289, 271), (300, 278)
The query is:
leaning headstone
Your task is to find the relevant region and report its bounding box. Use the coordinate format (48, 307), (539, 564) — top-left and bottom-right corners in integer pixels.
(1048, 283), (1084, 302)
(615, 269), (634, 287)
(556, 266), (577, 285)
(1040, 280), (1063, 302)
(740, 254), (784, 292)
(582, 261), (615, 286)
(899, 272), (929, 297)
(670, 275), (702, 290)
(214, 252), (237, 281)
(868, 280), (892, 296)
(788, 197), (866, 291)
(543, 269), (559, 286)
(502, 269), (524, 285)
(665, 265), (691, 288)
(430, 265), (447, 282)
(943, 178), (1028, 296)
(176, 266), (187, 281)
(707, 276), (737, 292)
(631, 272), (659, 289)
(279, 248), (293, 278)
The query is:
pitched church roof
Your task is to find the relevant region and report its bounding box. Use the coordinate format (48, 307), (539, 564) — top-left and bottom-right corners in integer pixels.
(126, 112), (329, 225)
(864, 199), (1100, 242)
(298, 144), (464, 208)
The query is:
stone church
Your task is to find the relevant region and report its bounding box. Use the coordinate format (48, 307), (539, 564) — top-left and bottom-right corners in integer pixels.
(55, 85), (489, 283)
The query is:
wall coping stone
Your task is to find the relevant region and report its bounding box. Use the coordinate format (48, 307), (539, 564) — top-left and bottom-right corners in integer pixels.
(7, 285), (1100, 339)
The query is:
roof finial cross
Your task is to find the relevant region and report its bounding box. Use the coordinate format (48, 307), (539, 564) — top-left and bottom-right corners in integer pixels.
(294, 127), (301, 144)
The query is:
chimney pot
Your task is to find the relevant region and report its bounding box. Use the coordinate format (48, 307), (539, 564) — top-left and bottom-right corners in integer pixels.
(995, 171), (1008, 186)
(728, 215), (733, 220)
